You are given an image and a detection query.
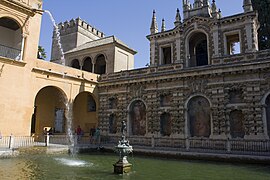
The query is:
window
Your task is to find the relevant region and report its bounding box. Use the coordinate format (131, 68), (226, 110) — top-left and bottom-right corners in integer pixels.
(82, 57), (92, 72)
(188, 32), (208, 67)
(71, 59), (80, 69)
(94, 54), (106, 74)
(161, 46), (171, 65)
(87, 95), (96, 112)
(225, 33), (241, 55)
(0, 17), (22, 60)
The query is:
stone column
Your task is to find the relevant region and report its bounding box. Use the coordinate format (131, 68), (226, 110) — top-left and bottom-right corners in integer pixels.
(20, 34), (26, 61)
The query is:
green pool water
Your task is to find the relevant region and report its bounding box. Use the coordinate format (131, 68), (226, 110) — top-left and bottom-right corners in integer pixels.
(0, 148), (269, 180)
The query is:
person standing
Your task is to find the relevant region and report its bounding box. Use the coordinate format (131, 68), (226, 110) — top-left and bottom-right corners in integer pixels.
(94, 127), (100, 145)
(76, 125), (82, 142)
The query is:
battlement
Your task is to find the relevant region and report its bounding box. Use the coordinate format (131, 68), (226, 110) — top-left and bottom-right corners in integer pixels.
(57, 17), (105, 38)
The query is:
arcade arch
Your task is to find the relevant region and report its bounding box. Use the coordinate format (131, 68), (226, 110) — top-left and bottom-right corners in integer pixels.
(0, 17), (23, 60)
(73, 92), (97, 134)
(32, 86), (67, 139)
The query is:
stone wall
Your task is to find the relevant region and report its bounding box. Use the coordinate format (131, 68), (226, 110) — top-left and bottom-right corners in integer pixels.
(98, 50), (270, 141)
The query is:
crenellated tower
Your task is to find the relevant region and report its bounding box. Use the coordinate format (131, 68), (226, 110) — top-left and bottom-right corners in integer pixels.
(51, 17), (105, 64)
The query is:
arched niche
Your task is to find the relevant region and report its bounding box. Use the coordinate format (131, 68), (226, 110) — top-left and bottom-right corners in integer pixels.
(109, 114), (117, 134)
(265, 95), (270, 138)
(128, 100), (146, 136)
(187, 96), (211, 137)
(229, 110), (245, 138)
(160, 112), (172, 136)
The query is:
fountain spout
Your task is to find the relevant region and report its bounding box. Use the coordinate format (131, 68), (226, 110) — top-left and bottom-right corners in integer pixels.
(32, 9), (45, 13)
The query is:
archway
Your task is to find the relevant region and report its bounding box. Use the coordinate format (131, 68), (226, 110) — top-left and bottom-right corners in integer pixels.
(229, 110), (245, 138)
(33, 86), (67, 139)
(82, 57), (92, 72)
(265, 95), (270, 137)
(187, 96), (211, 137)
(160, 113), (172, 136)
(0, 17), (22, 60)
(71, 59), (80, 69)
(94, 54), (106, 74)
(129, 100), (146, 136)
(188, 32), (208, 67)
(73, 92), (97, 134)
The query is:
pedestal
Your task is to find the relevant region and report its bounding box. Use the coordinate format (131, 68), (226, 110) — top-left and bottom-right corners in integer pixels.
(113, 161), (132, 174)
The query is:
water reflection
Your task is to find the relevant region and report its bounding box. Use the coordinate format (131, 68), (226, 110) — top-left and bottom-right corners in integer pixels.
(0, 148), (270, 180)
(55, 157), (93, 167)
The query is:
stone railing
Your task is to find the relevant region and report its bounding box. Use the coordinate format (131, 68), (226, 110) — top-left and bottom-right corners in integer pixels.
(12, 0), (30, 6)
(0, 44), (21, 60)
(0, 135), (44, 149)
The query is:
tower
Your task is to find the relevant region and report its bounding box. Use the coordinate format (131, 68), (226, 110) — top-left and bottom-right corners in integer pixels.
(51, 17), (105, 64)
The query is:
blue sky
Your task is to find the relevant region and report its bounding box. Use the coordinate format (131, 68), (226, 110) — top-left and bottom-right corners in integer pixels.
(39, 0), (243, 68)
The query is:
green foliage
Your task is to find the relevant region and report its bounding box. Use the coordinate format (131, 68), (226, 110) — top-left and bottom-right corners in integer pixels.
(37, 45), (47, 60)
(251, 0), (270, 50)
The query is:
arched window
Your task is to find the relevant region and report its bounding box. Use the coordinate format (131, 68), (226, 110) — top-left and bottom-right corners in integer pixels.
(188, 32), (208, 67)
(229, 110), (245, 138)
(71, 59), (80, 69)
(0, 17), (22, 60)
(82, 57), (92, 72)
(109, 114), (117, 134)
(87, 95), (96, 112)
(160, 113), (172, 136)
(265, 95), (270, 137)
(187, 96), (211, 137)
(94, 54), (106, 74)
(129, 100), (146, 136)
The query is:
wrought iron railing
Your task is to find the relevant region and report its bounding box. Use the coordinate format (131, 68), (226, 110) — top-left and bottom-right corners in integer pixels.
(99, 135), (270, 156)
(0, 44), (21, 60)
(1, 135), (269, 156)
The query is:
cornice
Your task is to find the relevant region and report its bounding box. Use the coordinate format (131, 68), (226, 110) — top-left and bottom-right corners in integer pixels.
(2, 0), (35, 16)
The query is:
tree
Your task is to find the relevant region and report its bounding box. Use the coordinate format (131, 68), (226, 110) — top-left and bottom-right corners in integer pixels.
(37, 45), (47, 60)
(251, 0), (270, 50)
